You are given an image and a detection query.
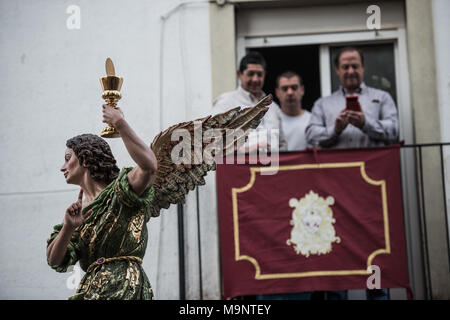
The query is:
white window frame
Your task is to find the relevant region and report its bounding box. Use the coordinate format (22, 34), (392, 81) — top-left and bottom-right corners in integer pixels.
(238, 29), (411, 143)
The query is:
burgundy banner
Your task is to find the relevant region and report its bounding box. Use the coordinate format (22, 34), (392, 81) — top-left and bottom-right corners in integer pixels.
(217, 146), (411, 299)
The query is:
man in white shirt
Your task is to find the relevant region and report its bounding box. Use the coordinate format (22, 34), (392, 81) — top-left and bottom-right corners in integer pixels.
(275, 71), (311, 151)
(211, 51), (287, 151)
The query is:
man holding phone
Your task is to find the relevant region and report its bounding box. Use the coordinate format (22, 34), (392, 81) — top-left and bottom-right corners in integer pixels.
(305, 47), (398, 300)
(306, 47), (398, 148)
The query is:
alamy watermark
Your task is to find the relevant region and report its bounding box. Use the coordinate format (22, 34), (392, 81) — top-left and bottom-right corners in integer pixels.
(366, 5), (381, 30)
(366, 264), (381, 289)
(62, 2), (383, 291)
(65, 261), (382, 290)
(66, 264), (81, 290)
(66, 5), (81, 30)
(170, 123), (280, 175)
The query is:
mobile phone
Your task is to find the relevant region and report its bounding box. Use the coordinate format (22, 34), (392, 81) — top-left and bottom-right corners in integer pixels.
(346, 95), (361, 112)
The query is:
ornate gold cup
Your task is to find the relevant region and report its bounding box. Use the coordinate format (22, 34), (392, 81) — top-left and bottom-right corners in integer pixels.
(100, 58), (123, 138)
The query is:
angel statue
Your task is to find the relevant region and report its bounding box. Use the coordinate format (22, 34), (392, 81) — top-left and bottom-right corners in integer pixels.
(46, 95), (272, 300)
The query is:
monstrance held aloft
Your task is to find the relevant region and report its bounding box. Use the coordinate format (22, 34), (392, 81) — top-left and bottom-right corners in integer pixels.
(100, 58), (123, 138)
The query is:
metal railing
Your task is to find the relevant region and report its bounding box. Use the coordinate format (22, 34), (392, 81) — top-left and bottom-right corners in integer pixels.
(401, 142), (450, 299)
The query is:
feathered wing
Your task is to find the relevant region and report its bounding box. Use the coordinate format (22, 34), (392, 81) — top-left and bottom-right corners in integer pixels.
(147, 94), (272, 217)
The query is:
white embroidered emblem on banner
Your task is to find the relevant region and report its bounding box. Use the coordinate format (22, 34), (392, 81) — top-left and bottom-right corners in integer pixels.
(287, 191), (341, 257)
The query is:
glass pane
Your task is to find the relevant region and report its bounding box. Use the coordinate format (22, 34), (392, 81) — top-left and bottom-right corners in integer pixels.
(330, 43), (397, 104)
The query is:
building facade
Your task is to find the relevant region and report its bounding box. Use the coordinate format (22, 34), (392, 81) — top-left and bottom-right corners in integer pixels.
(0, 0), (448, 299)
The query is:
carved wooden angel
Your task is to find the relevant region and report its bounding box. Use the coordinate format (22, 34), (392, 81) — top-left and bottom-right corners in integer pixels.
(47, 94), (272, 300)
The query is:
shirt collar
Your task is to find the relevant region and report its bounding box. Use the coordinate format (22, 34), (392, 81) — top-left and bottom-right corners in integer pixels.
(340, 82), (366, 96)
(238, 85), (265, 102)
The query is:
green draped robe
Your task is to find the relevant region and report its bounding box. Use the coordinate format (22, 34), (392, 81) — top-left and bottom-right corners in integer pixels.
(47, 167), (155, 300)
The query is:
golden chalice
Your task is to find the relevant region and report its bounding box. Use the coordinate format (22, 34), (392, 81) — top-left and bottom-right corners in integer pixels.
(100, 58), (123, 138)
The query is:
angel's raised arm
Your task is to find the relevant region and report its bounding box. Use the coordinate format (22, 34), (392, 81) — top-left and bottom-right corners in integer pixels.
(102, 105), (157, 196)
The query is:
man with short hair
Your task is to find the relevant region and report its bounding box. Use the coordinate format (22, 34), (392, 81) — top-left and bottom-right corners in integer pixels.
(306, 47), (398, 148)
(212, 51), (287, 151)
(306, 46), (397, 300)
(254, 71), (313, 301)
(275, 71), (311, 151)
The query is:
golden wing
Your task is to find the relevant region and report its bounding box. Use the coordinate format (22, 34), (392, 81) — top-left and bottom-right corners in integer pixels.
(147, 94), (272, 217)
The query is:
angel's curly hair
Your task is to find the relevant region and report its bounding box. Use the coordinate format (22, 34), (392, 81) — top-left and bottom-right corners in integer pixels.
(66, 134), (120, 184)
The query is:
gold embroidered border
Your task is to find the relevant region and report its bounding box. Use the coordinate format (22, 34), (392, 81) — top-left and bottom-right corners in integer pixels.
(231, 161), (390, 280)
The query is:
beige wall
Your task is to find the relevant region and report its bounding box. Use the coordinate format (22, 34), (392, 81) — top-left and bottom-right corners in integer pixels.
(405, 0), (450, 299)
(237, 1), (405, 37)
(209, 3), (237, 101)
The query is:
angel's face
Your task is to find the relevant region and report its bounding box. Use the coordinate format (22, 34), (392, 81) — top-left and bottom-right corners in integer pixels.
(238, 64), (265, 98)
(61, 148), (88, 185)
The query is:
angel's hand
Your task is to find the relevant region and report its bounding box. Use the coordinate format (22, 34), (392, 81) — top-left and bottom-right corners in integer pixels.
(102, 104), (125, 128)
(63, 189), (92, 230)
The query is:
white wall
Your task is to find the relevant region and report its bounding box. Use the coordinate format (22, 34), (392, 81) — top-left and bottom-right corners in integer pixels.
(433, 0), (450, 251)
(0, 0), (216, 299)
